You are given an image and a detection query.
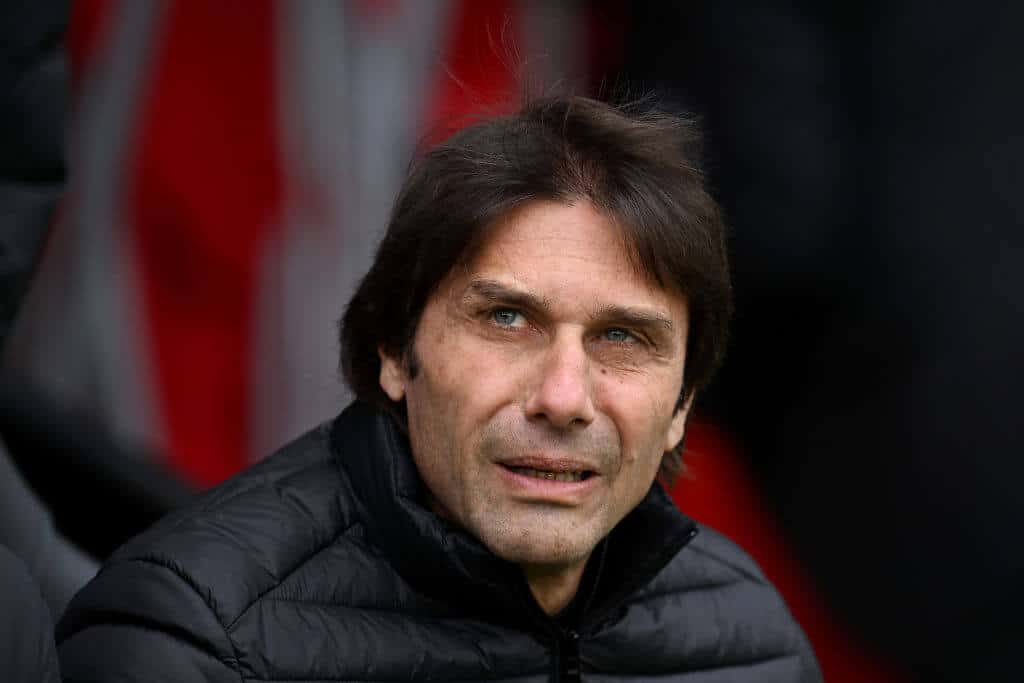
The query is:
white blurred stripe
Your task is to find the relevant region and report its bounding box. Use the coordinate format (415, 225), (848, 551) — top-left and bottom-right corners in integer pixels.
(248, 0), (451, 460)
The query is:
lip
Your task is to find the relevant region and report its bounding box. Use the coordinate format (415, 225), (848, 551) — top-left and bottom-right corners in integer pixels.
(493, 458), (602, 504)
(496, 454), (599, 473)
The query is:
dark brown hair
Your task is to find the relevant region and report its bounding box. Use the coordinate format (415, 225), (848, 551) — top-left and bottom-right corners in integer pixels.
(340, 94), (731, 483)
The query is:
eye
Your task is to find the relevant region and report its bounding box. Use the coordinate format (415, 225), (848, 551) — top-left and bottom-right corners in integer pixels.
(602, 327), (637, 344)
(490, 308), (526, 328)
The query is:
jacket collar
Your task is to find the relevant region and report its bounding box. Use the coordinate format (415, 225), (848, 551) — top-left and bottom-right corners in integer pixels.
(333, 402), (698, 630)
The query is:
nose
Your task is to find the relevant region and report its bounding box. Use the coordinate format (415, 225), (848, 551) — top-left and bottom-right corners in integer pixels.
(523, 332), (597, 429)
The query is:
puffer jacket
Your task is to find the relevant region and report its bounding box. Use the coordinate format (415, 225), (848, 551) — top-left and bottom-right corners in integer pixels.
(0, 545), (61, 683)
(57, 402), (821, 682)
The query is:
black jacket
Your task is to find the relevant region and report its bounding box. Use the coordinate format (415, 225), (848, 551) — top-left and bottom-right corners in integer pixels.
(0, 544), (61, 683)
(57, 403), (821, 681)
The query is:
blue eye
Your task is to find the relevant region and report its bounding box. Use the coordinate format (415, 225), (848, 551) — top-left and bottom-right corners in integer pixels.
(491, 309), (523, 327)
(603, 328), (634, 343)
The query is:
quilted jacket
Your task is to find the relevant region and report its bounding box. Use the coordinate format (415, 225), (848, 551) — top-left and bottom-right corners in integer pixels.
(0, 545), (61, 683)
(57, 402), (821, 682)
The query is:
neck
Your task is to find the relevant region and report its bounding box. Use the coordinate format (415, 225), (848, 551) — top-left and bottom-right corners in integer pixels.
(523, 557), (589, 616)
(423, 492), (589, 615)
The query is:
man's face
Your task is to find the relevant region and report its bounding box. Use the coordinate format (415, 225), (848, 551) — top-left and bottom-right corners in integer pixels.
(379, 199), (690, 570)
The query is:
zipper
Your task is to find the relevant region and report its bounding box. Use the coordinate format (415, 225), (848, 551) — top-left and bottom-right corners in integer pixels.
(511, 561), (592, 681)
(558, 629), (581, 682)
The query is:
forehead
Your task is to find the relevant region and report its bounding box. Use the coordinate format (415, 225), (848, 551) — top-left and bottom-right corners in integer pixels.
(448, 200), (687, 321)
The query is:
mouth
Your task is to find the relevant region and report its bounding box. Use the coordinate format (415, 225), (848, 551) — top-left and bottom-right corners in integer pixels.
(502, 466), (594, 483)
(494, 453), (601, 497)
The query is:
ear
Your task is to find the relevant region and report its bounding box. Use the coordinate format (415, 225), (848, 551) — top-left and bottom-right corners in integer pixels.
(378, 346), (407, 401)
(664, 392), (695, 452)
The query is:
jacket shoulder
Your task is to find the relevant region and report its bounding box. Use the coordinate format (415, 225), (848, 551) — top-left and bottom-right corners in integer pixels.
(679, 522), (774, 584)
(0, 546), (61, 683)
(58, 421), (359, 642)
(611, 524), (822, 681)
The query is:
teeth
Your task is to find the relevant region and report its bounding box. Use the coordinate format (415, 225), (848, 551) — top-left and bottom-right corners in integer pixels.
(510, 467), (586, 483)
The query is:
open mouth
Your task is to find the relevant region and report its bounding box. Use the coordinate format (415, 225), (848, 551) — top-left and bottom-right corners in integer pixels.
(502, 465), (594, 483)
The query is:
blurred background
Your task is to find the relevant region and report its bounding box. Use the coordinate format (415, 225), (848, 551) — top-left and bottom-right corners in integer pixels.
(2, 1), (1021, 681)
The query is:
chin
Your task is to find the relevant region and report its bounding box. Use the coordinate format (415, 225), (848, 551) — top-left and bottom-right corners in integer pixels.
(475, 520), (602, 568)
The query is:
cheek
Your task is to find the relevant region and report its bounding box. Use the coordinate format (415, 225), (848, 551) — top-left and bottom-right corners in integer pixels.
(432, 342), (527, 422)
(601, 376), (679, 462)
(406, 351), (490, 475)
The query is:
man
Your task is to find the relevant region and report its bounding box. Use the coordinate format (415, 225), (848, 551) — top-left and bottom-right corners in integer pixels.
(57, 95), (821, 682)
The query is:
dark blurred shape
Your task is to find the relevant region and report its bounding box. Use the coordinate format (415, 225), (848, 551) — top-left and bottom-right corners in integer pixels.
(0, 432), (95, 619)
(0, 544), (61, 683)
(0, 0), (97, 619)
(0, 0), (69, 343)
(618, 1), (1023, 681)
(0, 374), (198, 560)
(1, 0), (198, 569)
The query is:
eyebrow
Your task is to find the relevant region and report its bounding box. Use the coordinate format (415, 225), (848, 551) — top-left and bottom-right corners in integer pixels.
(462, 279), (553, 314)
(462, 278), (675, 333)
(592, 305), (675, 333)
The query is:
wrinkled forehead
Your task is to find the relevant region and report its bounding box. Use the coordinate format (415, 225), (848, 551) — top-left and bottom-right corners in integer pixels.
(453, 199), (679, 297)
(439, 199), (689, 322)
